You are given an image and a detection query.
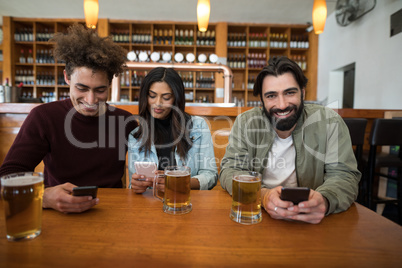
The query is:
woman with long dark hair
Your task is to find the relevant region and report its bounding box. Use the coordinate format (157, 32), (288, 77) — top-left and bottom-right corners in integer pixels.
(128, 67), (218, 192)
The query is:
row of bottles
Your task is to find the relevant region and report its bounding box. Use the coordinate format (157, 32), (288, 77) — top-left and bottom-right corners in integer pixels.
(111, 29), (215, 46)
(178, 72), (194, 88)
(195, 95), (212, 103)
(19, 49), (34, 64)
(175, 29), (194, 45)
(290, 55), (307, 71)
(36, 28), (54, 42)
(15, 69), (35, 85)
(232, 97), (260, 107)
(111, 30), (131, 43)
(249, 33), (268, 48)
(227, 32), (247, 47)
(132, 30), (152, 44)
(18, 49), (55, 64)
(269, 33), (288, 49)
(14, 28), (34, 42)
(36, 49), (55, 64)
(20, 91), (34, 99)
(40, 91), (57, 103)
(196, 30), (215, 46)
(15, 69), (70, 86)
(196, 72), (215, 89)
(289, 35), (309, 49)
(14, 27), (55, 42)
(15, 71), (54, 86)
(227, 53), (267, 69)
(58, 92), (70, 100)
(57, 73), (68, 85)
(248, 53), (267, 69)
(153, 29), (173, 45)
(227, 53), (246, 69)
(132, 71), (147, 87)
(120, 70), (148, 87)
(36, 72), (55, 86)
(20, 91), (69, 102)
(228, 32), (308, 49)
(232, 96), (245, 107)
(247, 76), (256, 90)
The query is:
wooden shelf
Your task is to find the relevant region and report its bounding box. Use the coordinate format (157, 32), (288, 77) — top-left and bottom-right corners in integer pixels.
(1, 17), (318, 106)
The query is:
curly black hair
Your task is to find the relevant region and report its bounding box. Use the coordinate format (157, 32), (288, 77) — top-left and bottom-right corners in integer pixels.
(51, 23), (127, 84)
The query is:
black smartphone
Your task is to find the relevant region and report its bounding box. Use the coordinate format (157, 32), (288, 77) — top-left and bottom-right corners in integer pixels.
(280, 187), (310, 204)
(72, 186), (98, 198)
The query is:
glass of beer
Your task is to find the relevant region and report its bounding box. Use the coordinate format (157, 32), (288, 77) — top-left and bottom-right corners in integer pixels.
(1, 172), (44, 241)
(230, 172), (262, 225)
(153, 166), (192, 215)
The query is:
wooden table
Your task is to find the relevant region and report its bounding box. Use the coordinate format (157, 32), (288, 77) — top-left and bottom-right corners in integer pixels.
(1, 188), (401, 267)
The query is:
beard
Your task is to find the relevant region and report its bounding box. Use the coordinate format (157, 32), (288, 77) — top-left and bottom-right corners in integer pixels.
(263, 99), (304, 131)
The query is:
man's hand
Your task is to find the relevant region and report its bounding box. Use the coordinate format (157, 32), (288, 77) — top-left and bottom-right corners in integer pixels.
(261, 186), (328, 224)
(43, 183), (99, 213)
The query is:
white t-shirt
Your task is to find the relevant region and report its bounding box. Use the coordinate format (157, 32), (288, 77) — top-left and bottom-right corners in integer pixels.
(262, 134), (298, 188)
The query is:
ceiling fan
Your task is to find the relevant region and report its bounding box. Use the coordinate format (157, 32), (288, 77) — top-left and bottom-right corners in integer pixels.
(335, 0), (376, 26)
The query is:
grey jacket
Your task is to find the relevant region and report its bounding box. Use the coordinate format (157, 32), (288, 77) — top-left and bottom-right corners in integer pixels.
(219, 104), (361, 215)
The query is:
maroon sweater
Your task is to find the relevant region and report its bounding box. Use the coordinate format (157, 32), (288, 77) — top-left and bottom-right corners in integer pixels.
(0, 99), (137, 188)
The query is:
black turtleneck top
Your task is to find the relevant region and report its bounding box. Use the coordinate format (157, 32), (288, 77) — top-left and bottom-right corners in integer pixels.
(153, 116), (177, 170)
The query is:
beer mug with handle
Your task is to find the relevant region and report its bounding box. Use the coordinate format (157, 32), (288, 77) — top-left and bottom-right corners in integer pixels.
(153, 166), (192, 215)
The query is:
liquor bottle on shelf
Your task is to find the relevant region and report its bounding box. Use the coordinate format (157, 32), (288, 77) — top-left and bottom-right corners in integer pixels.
(196, 31), (201, 46)
(175, 29), (181, 45)
(58, 72), (66, 85)
(27, 49), (34, 63)
(15, 70), (21, 85)
(227, 33), (232, 47)
(210, 30), (216, 46)
(200, 31), (206, 45)
(131, 71), (138, 87)
(19, 49), (26, 63)
(247, 75), (256, 90)
(249, 33), (254, 47)
(189, 30), (194, 45)
(14, 28), (21, 42)
(58, 92), (70, 100)
(205, 31), (211, 46)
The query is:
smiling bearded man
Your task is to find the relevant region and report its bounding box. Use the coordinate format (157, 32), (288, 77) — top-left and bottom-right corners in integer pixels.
(219, 56), (361, 224)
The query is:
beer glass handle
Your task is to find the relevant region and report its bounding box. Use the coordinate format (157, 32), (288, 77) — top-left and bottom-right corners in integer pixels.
(153, 174), (164, 202)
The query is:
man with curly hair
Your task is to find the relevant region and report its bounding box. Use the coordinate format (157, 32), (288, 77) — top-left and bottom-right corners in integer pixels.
(0, 24), (137, 213)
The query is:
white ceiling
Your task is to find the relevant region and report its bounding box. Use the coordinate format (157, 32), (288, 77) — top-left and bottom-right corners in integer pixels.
(0, 0), (337, 26)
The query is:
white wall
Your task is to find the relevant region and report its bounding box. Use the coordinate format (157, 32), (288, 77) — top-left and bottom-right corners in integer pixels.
(317, 0), (402, 109)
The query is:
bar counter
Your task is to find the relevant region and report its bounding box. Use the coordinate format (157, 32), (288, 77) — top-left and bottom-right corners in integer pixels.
(1, 103), (401, 169)
(1, 188), (401, 267)
(0, 102), (399, 118)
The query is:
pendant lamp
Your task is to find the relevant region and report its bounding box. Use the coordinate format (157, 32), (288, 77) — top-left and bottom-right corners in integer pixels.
(197, 0), (210, 32)
(312, 0), (327, 34)
(84, 0), (99, 29)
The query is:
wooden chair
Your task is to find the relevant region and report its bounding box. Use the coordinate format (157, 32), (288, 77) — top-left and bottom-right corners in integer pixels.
(343, 118), (367, 204)
(366, 118), (402, 224)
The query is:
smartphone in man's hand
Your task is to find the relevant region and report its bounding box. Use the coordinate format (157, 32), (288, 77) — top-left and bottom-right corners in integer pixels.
(280, 187), (310, 204)
(72, 186), (98, 199)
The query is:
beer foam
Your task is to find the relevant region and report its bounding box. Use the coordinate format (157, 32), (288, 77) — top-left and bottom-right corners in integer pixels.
(1, 176), (43, 186)
(165, 170), (190, 177)
(233, 175), (260, 183)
